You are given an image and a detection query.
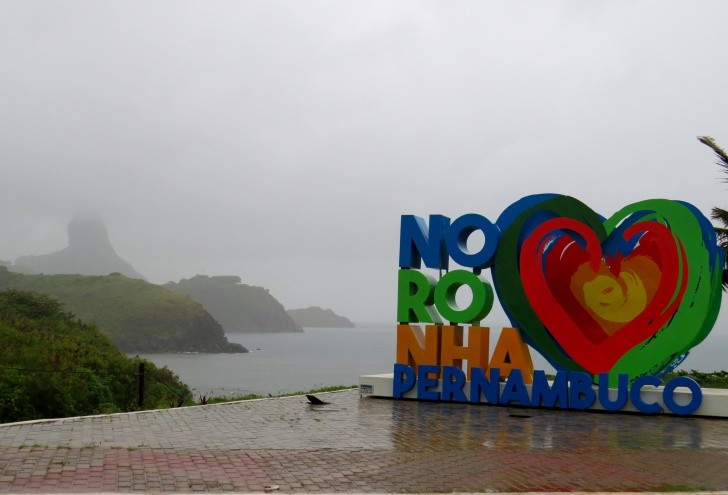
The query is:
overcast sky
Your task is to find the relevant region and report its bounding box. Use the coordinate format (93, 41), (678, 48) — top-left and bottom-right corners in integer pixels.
(2, 1), (728, 329)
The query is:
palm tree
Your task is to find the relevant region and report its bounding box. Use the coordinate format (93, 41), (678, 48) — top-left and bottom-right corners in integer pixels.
(698, 136), (728, 288)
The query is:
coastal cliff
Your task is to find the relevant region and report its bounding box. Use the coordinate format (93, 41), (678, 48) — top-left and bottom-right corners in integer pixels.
(286, 306), (355, 328)
(0, 268), (246, 353)
(165, 275), (302, 333)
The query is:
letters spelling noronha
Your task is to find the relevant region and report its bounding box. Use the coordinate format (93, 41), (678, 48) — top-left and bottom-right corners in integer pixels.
(394, 194), (723, 415)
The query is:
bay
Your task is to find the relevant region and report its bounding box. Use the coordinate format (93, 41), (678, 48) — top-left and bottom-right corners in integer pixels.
(134, 325), (728, 398)
(134, 327), (396, 397)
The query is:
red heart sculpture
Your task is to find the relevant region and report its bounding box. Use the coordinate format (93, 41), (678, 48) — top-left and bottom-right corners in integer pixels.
(519, 217), (687, 373)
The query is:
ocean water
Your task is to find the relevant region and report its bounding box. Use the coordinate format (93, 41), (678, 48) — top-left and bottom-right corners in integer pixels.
(134, 325), (728, 397)
(135, 327), (396, 397)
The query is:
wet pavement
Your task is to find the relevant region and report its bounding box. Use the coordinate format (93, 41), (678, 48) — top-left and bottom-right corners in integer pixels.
(1, 388), (728, 493)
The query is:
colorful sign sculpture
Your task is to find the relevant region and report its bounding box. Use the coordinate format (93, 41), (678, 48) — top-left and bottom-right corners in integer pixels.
(395, 194), (723, 415)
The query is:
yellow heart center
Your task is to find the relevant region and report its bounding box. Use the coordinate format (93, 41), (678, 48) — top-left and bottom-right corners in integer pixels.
(570, 255), (660, 335)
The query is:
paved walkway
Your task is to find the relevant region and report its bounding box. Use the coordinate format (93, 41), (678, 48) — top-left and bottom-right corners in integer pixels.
(1, 389), (728, 493)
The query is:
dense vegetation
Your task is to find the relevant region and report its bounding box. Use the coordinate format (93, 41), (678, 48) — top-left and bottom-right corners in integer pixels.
(664, 370), (728, 389)
(0, 290), (193, 423)
(286, 306), (355, 328)
(164, 275), (301, 332)
(0, 267), (245, 353)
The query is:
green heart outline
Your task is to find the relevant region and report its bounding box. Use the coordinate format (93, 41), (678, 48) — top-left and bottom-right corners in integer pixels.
(493, 195), (722, 384)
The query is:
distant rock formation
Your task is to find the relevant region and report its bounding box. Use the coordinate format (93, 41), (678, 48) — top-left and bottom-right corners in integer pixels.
(164, 275), (303, 333)
(14, 216), (144, 279)
(286, 306), (355, 328)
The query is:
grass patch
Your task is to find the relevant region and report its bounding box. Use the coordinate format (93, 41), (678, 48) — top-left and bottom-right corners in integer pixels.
(651, 483), (704, 492)
(201, 384), (356, 405)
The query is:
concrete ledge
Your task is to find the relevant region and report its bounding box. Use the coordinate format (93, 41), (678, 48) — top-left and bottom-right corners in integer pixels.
(359, 372), (728, 418)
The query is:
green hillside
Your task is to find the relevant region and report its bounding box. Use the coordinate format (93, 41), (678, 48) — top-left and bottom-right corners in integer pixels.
(0, 290), (193, 423)
(0, 267), (245, 353)
(287, 306), (355, 328)
(164, 275), (302, 333)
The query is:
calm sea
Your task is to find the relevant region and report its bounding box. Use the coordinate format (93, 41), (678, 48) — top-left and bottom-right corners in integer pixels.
(134, 325), (728, 397)
(135, 327), (395, 397)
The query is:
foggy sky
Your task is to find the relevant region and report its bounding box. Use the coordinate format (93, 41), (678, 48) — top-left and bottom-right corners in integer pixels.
(2, 1), (728, 328)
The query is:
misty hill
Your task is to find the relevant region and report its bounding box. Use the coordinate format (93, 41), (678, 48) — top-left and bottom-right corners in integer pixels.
(164, 275), (302, 333)
(0, 267), (245, 353)
(286, 306), (355, 328)
(13, 216), (145, 279)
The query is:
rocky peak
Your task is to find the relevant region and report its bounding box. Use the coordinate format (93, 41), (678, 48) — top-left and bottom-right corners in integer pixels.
(14, 216), (145, 279)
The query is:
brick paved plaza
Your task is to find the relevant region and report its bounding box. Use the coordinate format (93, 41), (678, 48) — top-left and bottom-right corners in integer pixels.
(1, 388), (728, 493)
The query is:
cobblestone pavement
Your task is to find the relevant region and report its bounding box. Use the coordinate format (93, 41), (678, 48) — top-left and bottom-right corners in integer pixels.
(1, 389), (728, 493)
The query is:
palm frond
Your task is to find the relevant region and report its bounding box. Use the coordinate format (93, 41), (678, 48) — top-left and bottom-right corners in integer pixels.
(711, 207), (728, 230)
(701, 137), (728, 290)
(698, 136), (728, 180)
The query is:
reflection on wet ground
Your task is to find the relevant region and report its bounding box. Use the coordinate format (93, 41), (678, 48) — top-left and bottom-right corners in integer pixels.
(385, 398), (714, 452)
(1, 389), (727, 492)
